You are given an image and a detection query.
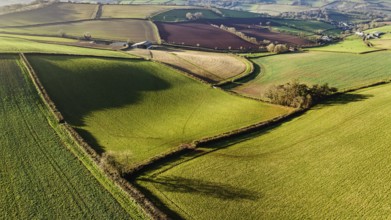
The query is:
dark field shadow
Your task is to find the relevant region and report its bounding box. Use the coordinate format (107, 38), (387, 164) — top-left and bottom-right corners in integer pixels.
(139, 176), (260, 201)
(313, 93), (373, 109)
(73, 127), (105, 154)
(31, 56), (172, 127)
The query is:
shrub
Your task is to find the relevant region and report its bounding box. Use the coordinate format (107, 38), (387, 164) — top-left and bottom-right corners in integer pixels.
(266, 80), (337, 108)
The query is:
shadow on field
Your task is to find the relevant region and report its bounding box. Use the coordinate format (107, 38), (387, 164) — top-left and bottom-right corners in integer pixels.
(32, 56), (172, 127)
(74, 127), (105, 154)
(139, 176), (260, 201)
(313, 93), (373, 109)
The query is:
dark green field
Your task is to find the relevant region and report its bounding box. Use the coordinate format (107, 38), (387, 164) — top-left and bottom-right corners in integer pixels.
(0, 55), (145, 219)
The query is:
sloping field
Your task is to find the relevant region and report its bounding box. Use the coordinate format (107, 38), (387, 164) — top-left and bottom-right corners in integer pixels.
(152, 9), (221, 22)
(0, 35), (133, 58)
(101, 5), (190, 19)
(137, 83), (391, 219)
(130, 48), (250, 82)
(0, 55), (143, 219)
(156, 22), (257, 50)
(0, 3), (98, 27)
(234, 51), (391, 99)
(28, 55), (292, 170)
(1, 19), (159, 42)
(310, 35), (381, 53)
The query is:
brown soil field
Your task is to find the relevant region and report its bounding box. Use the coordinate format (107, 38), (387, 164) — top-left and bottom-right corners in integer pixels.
(130, 48), (248, 83)
(207, 18), (314, 46)
(155, 22), (257, 50)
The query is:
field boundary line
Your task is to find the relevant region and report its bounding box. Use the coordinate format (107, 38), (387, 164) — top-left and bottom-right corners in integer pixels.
(20, 53), (169, 220)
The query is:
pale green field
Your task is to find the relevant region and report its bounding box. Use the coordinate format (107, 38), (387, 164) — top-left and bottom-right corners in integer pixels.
(0, 35), (134, 58)
(0, 3), (98, 27)
(233, 51), (391, 99)
(138, 83), (391, 219)
(1, 19), (158, 42)
(310, 35), (380, 53)
(0, 55), (144, 219)
(28, 55), (292, 171)
(101, 4), (189, 19)
(0, 33), (79, 43)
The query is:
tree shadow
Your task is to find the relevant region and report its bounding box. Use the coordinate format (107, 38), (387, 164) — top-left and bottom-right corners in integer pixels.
(73, 127), (105, 154)
(313, 93), (373, 109)
(139, 176), (260, 201)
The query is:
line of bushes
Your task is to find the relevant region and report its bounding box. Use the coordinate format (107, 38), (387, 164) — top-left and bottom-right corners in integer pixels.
(20, 53), (168, 220)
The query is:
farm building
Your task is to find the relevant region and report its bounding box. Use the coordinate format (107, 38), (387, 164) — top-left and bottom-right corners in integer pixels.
(131, 41), (153, 49)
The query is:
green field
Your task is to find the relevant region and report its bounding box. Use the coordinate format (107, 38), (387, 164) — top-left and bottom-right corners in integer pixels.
(1, 19), (159, 42)
(152, 9), (222, 22)
(233, 51), (391, 99)
(0, 3), (98, 27)
(138, 83), (391, 219)
(101, 4), (189, 19)
(0, 55), (144, 219)
(0, 35), (134, 58)
(310, 35), (381, 53)
(28, 55), (292, 171)
(218, 8), (261, 18)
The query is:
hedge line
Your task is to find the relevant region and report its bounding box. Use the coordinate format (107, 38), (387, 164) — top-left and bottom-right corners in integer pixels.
(20, 53), (168, 220)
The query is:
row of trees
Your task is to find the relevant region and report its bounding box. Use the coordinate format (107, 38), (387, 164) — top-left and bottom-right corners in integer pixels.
(266, 43), (289, 53)
(266, 80), (337, 109)
(185, 12), (203, 20)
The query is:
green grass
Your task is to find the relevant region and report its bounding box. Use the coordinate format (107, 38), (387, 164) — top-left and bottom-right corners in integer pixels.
(137, 83), (391, 219)
(0, 54), (144, 219)
(233, 51), (391, 99)
(272, 19), (336, 34)
(1, 19), (158, 42)
(28, 55), (292, 171)
(310, 35), (381, 53)
(0, 3), (98, 27)
(218, 8), (261, 18)
(0, 35), (134, 58)
(0, 33), (79, 43)
(101, 4), (187, 19)
(152, 9), (222, 22)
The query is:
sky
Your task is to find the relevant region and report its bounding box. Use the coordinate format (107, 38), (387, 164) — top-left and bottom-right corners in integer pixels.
(0, 0), (35, 7)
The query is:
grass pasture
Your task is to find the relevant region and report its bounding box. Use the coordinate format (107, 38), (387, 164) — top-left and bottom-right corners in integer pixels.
(233, 51), (391, 99)
(28, 55), (292, 170)
(138, 83), (391, 219)
(310, 35), (381, 53)
(0, 3), (98, 27)
(101, 4), (190, 19)
(130, 48), (250, 83)
(0, 35), (134, 58)
(0, 55), (143, 219)
(1, 19), (159, 42)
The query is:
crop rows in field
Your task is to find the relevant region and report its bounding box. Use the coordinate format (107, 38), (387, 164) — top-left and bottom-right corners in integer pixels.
(0, 55), (144, 219)
(1, 19), (159, 42)
(130, 48), (249, 83)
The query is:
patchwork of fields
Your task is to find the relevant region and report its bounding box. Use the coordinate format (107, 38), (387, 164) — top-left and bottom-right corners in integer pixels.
(2, 1), (391, 219)
(234, 51), (391, 99)
(138, 83), (391, 219)
(0, 55), (144, 219)
(28, 55), (292, 171)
